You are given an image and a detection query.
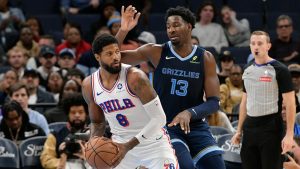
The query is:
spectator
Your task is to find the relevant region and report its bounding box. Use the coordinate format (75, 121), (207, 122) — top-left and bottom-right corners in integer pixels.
(0, 100), (45, 145)
(65, 68), (85, 85)
(191, 35), (200, 45)
(21, 69), (55, 114)
(38, 35), (56, 48)
(37, 45), (59, 84)
(46, 71), (64, 103)
(0, 0), (25, 51)
(192, 0), (228, 53)
(107, 13), (121, 36)
(26, 16), (44, 43)
(270, 15), (300, 64)
(15, 24), (40, 58)
(218, 50), (234, 84)
(90, 2), (116, 40)
(4, 46), (27, 79)
(60, 0), (100, 15)
(44, 79), (81, 123)
(58, 48), (76, 70)
(8, 82), (49, 135)
(220, 5), (250, 47)
(288, 64), (300, 108)
(56, 23), (91, 62)
(0, 69), (18, 104)
(40, 93), (91, 169)
(220, 64), (243, 114)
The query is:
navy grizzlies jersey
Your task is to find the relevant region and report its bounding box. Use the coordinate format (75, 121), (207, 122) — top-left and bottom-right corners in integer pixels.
(154, 41), (205, 123)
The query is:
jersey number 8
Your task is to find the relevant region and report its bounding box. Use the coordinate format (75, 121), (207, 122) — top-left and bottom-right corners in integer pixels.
(116, 114), (129, 127)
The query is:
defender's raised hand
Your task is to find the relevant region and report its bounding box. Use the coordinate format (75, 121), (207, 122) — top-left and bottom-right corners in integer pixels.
(120, 5), (141, 32)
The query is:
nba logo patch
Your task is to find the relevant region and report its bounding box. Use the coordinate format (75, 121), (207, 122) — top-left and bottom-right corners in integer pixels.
(164, 160), (175, 169)
(117, 83), (123, 89)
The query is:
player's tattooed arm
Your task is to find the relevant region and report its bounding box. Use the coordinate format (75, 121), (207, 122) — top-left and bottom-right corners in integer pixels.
(128, 67), (157, 103)
(82, 76), (106, 138)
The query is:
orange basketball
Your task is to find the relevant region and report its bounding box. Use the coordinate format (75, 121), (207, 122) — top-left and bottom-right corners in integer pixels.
(85, 137), (119, 169)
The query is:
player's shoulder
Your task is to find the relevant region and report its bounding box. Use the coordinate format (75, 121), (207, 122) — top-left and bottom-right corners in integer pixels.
(126, 66), (149, 82)
(82, 75), (92, 87)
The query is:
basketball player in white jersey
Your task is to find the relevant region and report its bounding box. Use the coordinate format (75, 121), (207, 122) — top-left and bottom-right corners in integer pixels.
(82, 6), (178, 169)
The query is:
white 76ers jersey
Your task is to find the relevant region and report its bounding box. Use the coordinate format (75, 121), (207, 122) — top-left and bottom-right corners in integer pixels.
(91, 64), (152, 140)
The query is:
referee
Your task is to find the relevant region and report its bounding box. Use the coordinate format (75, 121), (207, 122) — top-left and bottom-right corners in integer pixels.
(232, 30), (296, 169)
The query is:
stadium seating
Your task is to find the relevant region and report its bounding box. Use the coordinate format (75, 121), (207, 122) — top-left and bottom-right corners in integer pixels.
(209, 126), (232, 142)
(21, 0), (60, 15)
(217, 134), (242, 169)
(19, 136), (47, 169)
(0, 138), (19, 169)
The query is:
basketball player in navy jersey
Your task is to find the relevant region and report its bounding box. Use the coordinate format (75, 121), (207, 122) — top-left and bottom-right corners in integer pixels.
(119, 6), (225, 169)
(82, 6), (178, 169)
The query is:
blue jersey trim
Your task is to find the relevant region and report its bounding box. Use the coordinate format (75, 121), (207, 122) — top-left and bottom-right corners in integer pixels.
(193, 145), (223, 164)
(167, 41), (197, 61)
(171, 138), (190, 152)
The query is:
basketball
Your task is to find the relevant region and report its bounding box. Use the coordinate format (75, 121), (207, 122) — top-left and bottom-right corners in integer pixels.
(85, 136), (119, 169)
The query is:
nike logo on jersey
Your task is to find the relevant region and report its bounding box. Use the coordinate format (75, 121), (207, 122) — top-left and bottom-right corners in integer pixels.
(97, 91), (104, 96)
(166, 56), (175, 60)
(156, 135), (163, 140)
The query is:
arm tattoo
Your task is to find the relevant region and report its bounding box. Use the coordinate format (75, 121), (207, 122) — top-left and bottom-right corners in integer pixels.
(91, 122), (106, 137)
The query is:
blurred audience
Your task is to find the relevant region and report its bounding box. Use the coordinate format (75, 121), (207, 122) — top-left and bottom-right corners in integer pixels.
(26, 16), (44, 42)
(270, 15), (300, 65)
(220, 64), (243, 114)
(0, 100), (45, 145)
(221, 5), (250, 47)
(46, 71), (64, 103)
(192, 0), (228, 53)
(40, 92), (90, 169)
(56, 23), (91, 62)
(8, 82), (49, 135)
(218, 50), (234, 84)
(0, 69), (18, 104)
(15, 24), (40, 58)
(60, 0), (100, 15)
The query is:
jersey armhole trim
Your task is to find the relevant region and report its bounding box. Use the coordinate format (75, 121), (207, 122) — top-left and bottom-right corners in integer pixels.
(91, 72), (97, 103)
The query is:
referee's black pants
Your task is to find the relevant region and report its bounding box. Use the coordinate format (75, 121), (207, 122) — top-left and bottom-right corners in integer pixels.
(241, 113), (283, 169)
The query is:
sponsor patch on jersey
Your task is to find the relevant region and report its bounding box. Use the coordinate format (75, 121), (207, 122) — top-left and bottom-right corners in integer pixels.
(190, 55), (200, 64)
(117, 83), (123, 89)
(259, 76), (272, 82)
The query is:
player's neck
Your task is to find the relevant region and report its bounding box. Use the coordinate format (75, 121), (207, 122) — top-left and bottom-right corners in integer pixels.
(99, 70), (119, 88)
(172, 42), (194, 58)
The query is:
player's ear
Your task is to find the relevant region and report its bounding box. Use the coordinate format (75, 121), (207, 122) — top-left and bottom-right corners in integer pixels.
(94, 53), (101, 61)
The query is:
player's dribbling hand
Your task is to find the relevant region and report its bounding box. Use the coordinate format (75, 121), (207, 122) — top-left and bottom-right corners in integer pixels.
(231, 132), (241, 145)
(120, 5), (141, 32)
(111, 143), (129, 168)
(168, 110), (192, 134)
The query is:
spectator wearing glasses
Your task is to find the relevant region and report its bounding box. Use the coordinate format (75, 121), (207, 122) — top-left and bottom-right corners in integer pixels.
(220, 64), (243, 114)
(270, 15), (300, 65)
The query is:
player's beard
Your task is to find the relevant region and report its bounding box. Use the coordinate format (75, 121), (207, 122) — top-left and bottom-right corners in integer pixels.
(102, 62), (121, 74)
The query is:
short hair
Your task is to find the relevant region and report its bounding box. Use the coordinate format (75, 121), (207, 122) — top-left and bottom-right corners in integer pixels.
(61, 92), (88, 116)
(2, 100), (29, 122)
(7, 46), (27, 58)
(92, 33), (118, 54)
(8, 82), (29, 97)
(251, 30), (271, 43)
(66, 68), (85, 81)
(277, 15), (293, 26)
(165, 6), (196, 29)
